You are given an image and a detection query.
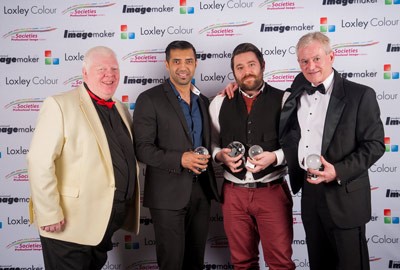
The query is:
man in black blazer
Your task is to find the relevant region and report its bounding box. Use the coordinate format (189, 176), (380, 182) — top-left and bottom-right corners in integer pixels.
(133, 40), (220, 270)
(279, 32), (385, 270)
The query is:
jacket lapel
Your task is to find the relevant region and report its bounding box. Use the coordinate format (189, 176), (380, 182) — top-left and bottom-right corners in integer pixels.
(78, 86), (113, 173)
(321, 70), (346, 155)
(198, 95), (210, 148)
(163, 82), (193, 144)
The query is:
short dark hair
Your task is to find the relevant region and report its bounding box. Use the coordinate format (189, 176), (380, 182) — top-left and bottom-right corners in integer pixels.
(165, 40), (196, 62)
(231, 43), (265, 71)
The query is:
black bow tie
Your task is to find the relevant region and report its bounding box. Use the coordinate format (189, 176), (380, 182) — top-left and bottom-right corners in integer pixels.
(304, 84), (326, 95)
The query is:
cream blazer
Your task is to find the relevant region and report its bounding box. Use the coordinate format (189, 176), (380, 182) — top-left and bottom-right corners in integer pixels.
(27, 85), (140, 245)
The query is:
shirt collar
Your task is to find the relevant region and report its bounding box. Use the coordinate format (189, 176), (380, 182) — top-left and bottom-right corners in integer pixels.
(239, 82), (264, 99)
(313, 71), (334, 94)
(168, 79), (200, 100)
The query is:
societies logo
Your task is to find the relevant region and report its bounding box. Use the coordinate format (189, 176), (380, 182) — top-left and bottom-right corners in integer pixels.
(199, 21), (253, 37)
(6, 238), (42, 251)
(3, 26), (57, 41)
(332, 40), (379, 57)
(4, 98), (43, 112)
(5, 169), (29, 182)
(122, 49), (164, 63)
(265, 68), (299, 83)
(62, 2), (115, 17)
(259, 0), (302, 10)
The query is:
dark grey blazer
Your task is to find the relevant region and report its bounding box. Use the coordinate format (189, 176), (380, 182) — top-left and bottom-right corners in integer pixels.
(133, 80), (220, 210)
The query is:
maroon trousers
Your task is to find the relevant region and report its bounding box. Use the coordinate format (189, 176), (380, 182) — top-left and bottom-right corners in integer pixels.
(222, 180), (295, 270)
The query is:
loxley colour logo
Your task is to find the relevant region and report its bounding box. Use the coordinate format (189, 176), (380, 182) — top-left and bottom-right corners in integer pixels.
(179, 0), (194, 14)
(44, 50), (59, 65)
(120, 25), (135, 40)
(320, 17), (336, 32)
(384, 137), (399, 152)
(385, 0), (400, 4)
(3, 27), (57, 41)
(0, 221), (2, 229)
(124, 235), (139, 249)
(384, 209), (399, 224)
(384, 64), (399, 79)
(121, 95), (135, 110)
(62, 2), (115, 17)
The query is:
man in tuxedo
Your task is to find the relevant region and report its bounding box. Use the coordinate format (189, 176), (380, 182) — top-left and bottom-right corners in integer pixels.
(279, 32), (385, 270)
(132, 40), (220, 270)
(27, 46), (140, 270)
(209, 43), (295, 270)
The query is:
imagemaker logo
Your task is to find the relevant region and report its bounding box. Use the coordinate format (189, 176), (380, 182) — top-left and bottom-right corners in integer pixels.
(320, 17), (336, 32)
(384, 64), (399, 79)
(120, 25), (135, 40)
(180, 0), (194, 14)
(44, 50), (59, 65)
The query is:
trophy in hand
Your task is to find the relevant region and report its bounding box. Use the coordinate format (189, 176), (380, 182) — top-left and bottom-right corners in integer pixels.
(306, 154), (323, 180)
(194, 146), (209, 172)
(246, 145), (263, 169)
(227, 141), (246, 170)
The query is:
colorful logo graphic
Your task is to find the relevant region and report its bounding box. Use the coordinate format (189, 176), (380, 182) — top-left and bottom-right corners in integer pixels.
(320, 17), (336, 32)
(62, 2), (115, 16)
(179, 0), (194, 14)
(384, 209), (399, 224)
(385, 137), (399, 152)
(120, 25), (135, 40)
(384, 64), (399, 79)
(3, 27), (57, 41)
(124, 235), (139, 249)
(121, 95), (135, 110)
(0, 221), (2, 229)
(44, 50), (59, 65)
(208, 236), (229, 248)
(385, 0), (400, 4)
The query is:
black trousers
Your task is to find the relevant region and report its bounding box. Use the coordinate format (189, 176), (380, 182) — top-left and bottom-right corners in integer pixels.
(40, 200), (127, 270)
(301, 181), (370, 270)
(150, 179), (211, 270)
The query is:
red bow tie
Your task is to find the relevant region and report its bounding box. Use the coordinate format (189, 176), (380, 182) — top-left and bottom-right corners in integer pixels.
(87, 90), (115, 109)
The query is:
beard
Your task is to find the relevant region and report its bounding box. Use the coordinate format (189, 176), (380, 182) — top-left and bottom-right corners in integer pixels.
(238, 74), (264, 91)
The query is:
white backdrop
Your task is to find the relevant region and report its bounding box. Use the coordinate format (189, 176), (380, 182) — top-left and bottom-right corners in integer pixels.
(1, 0), (399, 269)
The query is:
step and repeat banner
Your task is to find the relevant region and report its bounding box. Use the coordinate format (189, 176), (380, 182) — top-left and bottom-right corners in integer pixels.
(1, 0), (399, 269)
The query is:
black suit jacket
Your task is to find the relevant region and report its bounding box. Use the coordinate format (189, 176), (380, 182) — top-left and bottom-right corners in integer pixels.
(133, 80), (221, 210)
(279, 69), (385, 228)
